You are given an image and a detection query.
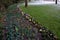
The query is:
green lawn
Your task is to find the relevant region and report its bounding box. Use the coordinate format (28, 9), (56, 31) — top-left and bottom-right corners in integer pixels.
(20, 5), (60, 38)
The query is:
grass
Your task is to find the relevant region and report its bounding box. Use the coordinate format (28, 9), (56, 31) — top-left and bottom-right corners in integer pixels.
(20, 5), (60, 38)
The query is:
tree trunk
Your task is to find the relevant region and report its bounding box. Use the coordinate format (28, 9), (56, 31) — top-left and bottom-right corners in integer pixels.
(25, 0), (28, 7)
(55, 0), (57, 4)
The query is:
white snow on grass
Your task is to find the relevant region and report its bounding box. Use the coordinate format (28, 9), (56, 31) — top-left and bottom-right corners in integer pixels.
(23, 0), (60, 5)
(28, 1), (55, 5)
